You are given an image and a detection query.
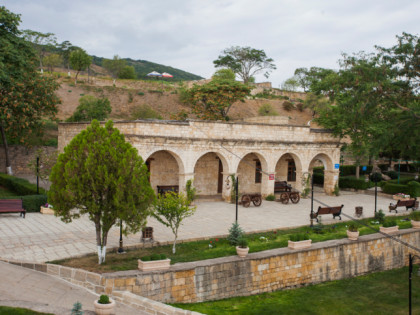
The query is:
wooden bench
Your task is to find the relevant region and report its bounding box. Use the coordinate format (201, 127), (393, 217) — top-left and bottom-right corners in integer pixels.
(0, 199), (26, 218)
(157, 185), (179, 196)
(311, 205), (344, 222)
(274, 181), (292, 193)
(389, 198), (417, 213)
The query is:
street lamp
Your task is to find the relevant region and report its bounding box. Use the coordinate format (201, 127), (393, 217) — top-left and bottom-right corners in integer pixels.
(409, 253), (419, 315)
(226, 175), (239, 222)
(118, 219), (124, 253)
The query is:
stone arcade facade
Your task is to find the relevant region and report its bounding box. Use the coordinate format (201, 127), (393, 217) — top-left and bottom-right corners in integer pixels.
(58, 118), (342, 201)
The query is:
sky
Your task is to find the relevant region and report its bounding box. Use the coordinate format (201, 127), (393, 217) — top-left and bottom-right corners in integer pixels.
(3, 0), (419, 87)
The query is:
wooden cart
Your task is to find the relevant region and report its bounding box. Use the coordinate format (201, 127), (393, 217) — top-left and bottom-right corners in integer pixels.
(277, 191), (300, 204)
(240, 193), (262, 208)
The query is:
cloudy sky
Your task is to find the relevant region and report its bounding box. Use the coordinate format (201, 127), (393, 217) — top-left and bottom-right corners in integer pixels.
(4, 0), (419, 87)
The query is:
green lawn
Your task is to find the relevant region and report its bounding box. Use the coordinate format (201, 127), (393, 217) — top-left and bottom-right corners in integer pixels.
(52, 216), (414, 273)
(0, 306), (53, 315)
(172, 266), (420, 314)
(0, 186), (19, 198)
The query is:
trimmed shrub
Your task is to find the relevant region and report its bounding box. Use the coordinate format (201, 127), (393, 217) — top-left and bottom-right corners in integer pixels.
(410, 211), (420, 221)
(374, 210), (386, 224)
(338, 176), (374, 190)
(150, 254), (161, 261)
(237, 237), (248, 248)
(313, 172), (324, 185)
(289, 233), (310, 242)
(140, 256), (151, 261)
(347, 222), (358, 232)
(408, 181), (420, 197)
(98, 295), (110, 304)
(383, 219), (397, 227)
(0, 174), (45, 195)
(386, 170), (398, 179)
(265, 194), (275, 201)
(339, 165), (373, 176)
(1, 195), (47, 212)
(382, 183), (410, 195)
(313, 166), (324, 173)
(228, 222), (244, 246)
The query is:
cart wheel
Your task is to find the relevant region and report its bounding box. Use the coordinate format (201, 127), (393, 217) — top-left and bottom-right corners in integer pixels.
(290, 192), (300, 204)
(279, 193), (289, 204)
(241, 195), (251, 208)
(253, 196), (262, 207)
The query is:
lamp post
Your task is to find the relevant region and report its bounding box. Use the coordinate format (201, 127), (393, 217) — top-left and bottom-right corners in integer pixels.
(409, 253), (419, 315)
(226, 175), (239, 222)
(310, 173), (314, 227)
(118, 219), (124, 253)
(36, 157), (39, 194)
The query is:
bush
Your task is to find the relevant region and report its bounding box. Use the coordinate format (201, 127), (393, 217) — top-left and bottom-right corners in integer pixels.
(410, 211), (420, 221)
(374, 210), (386, 224)
(383, 219), (397, 227)
(258, 103), (278, 116)
(22, 195), (48, 212)
(407, 181), (420, 197)
(386, 170), (398, 179)
(339, 165), (373, 176)
(150, 253), (161, 261)
(382, 183), (410, 195)
(282, 101), (294, 111)
(296, 102), (304, 112)
(137, 91), (145, 96)
(265, 194), (275, 201)
(0, 174), (45, 195)
(130, 104), (162, 120)
(370, 172), (382, 183)
(227, 222), (244, 246)
(98, 295), (110, 304)
(339, 176), (374, 190)
(313, 172), (324, 185)
(347, 222), (358, 232)
(237, 237), (248, 248)
(289, 233), (310, 242)
(141, 256), (151, 261)
(66, 95), (112, 122)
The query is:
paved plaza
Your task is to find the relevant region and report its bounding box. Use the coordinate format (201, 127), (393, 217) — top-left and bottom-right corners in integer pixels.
(0, 189), (397, 263)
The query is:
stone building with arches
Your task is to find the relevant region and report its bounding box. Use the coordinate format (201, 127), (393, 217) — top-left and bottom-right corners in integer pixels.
(58, 118), (342, 202)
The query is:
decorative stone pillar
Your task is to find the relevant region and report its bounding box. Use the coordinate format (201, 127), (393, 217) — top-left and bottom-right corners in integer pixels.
(324, 170), (339, 195)
(179, 173), (194, 193)
(261, 171), (276, 197)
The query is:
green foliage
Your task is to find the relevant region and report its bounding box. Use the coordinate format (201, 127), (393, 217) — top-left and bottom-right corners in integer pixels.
(382, 183), (410, 195)
(186, 179), (196, 203)
(338, 165), (373, 176)
(281, 76), (300, 91)
(118, 65), (136, 79)
(212, 68), (236, 81)
(22, 195), (48, 212)
(265, 194), (275, 201)
(48, 120), (155, 264)
(0, 174), (45, 195)
(69, 49), (92, 83)
(370, 172), (383, 183)
(71, 301), (83, 315)
(289, 233), (310, 241)
(237, 237), (248, 248)
(301, 173), (312, 198)
(98, 295), (110, 304)
(137, 91), (145, 96)
(102, 55), (126, 80)
(230, 175), (238, 203)
(258, 103), (278, 116)
(386, 170), (398, 179)
(407, 181), (420, 197)
(338, 176), (374, 190)
(227, 221), (244, 246)
(130, 104), (162, 120)
(347, 222), (358, 232)
(333, 183), (340, 196)
(27, 148), (58, 186)
(213, 46), (276, 84)
(141, 253), (167, 261)
(382, 219), (397, 227)
(282, 101), (294, 111)
(153, 191), (196, 254)
(188, 79), (251, 120)
(410, 211), (420, 221)
(66, 95), (111, 122)
(374, 210), (386, 224)
(313, 172), (324, 185)
(43, 53), (63, 73)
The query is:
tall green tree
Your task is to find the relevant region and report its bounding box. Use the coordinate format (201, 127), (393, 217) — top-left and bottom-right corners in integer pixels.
(66, 95), (112, 122)
(44, 53), (63, 73)
(188, 79), (251, 120)
(118, 65), (136, 79)
(49, 120), (155, 264)
(212, 68), (236, 81)
(213, 46), (276, 84)
(0, 6), (60, 174)
(69, 48), (92, 84)
(22, 29), (57, 73)
(58, 40), (77, 76)
(102, 55), (126, 84)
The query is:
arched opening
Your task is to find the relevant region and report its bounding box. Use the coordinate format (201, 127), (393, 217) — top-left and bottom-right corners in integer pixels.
(193, 152), (228, 196)
(236, 153), (267, 194)
(308, 153), (335, 194)
(145, 150), (183, 195)
(274, 153), (303, 190)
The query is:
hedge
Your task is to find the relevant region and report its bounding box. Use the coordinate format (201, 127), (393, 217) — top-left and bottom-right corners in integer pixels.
(2, 194), (47, 212)
(0, 174), (45, 195)
(313, 172), (324, 185)
(408, 181), (420, 198)
(387, 177), (419, 185)
(338, 176), (375, 190)
(382, 183), (411, 195)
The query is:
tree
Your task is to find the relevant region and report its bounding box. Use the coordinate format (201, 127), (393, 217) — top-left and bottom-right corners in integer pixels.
(118, 65), (136, 79)
(43, 53), (63, 73)
(22, 29), (57, 73)
(152, 191), (196, 254)
(0, 6), (60, 174)
(258, 103), (278, 116)
(49, 120), (155, 264)
(102, 55), (126, 84)
(66, 95), (112, 122)
(213, 46), (276, 84)
(281, 76), (300, 91)
(69, 49), (92, 84)
(212, 68), (236, 81)
(188, 79), (251, 120)
(58, 40), (77, 76)
(27, 148), (58, 188)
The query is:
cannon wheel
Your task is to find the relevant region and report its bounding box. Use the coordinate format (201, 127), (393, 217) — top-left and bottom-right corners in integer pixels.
(252, 196), (262, 207)
(290, 192), (300, 204)
(279, 192), (289, 204)
(241, 195), (251, 208)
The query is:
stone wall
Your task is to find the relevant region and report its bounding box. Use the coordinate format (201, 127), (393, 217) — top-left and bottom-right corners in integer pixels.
(0, 145), (56, 175)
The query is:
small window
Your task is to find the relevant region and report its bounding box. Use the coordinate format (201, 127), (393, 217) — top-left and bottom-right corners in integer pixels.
(287, 160), (296, 182)
(255, 161), (262, 183)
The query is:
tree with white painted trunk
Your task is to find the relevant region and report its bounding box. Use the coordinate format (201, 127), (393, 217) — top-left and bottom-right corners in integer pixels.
(48, 120), (155, 264)
(152, 191), (196, 254)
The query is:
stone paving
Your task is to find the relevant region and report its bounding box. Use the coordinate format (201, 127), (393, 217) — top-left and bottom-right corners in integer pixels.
(0, 189), (398, 263)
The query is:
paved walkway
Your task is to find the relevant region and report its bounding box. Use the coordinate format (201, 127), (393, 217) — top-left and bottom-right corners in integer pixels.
(0, 189), (396, 263)
(0, 261), (144, 314)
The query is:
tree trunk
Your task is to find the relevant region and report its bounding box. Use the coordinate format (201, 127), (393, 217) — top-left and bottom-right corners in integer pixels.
(0, 122), (13, 175)
(172, 232), (177, 254)
(355, 165), (360, 179)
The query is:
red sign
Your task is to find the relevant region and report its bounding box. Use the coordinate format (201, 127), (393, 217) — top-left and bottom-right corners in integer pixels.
(269, 174), (275, 180)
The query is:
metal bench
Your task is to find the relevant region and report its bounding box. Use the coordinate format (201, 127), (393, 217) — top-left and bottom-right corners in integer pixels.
(0, 199), (26, 218)
(389, 198), (417, 213)
(157, 185), (179, 196)
(311, 205), (344, 222)
(274, 181), (292, 193)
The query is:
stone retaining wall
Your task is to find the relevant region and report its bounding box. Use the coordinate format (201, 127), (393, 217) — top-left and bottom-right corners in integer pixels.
(4, 229), (418, 305)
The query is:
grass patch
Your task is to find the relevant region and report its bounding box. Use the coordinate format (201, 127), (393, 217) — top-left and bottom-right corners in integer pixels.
(171, 266), (420, 314)
(51, 216), (414, 274)
(0, 306), (53, 315)
(0, 186), (19, 198)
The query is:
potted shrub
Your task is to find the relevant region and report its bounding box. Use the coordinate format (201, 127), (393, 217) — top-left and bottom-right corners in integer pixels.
(380, 219), (399, 234)
(94, 294), (115, 315)
(40, 203), (54, 215)
(410, 211), (420, 229)
(347, 222), (359, 240)
(236, 237), (249, 258)
(288, 233), (311, 250)
(138, 254), (170, 271)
